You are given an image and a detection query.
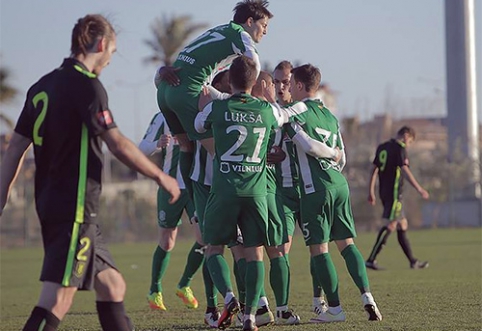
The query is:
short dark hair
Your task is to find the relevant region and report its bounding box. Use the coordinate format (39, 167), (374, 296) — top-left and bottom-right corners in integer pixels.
(274, 60), (292, 72)
(211, 70), (229, 87)
(229, 56), (258, 90)
(291, 64), (321, 92)
(252, 70), (273, 97)
(71, 14), (115, 56)
(233, 0), (273, 24)
(397, 126), (416, 139)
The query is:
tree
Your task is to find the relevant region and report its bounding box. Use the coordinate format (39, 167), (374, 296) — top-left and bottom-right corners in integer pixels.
(0, 64), (17, 130)
(144, 14), (208, 66)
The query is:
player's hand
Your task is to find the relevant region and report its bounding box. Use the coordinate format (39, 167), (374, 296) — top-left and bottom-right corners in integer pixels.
(158, 66), (181, 86)
(368, 193), (376, 205)
(262, 79), (276, 103)
(198, 86), (213, 111)
(157, 134), (171, 149)
(267, 146), (286, 164)
(418, 188), (430, 199)
(158, 173), (181, 204)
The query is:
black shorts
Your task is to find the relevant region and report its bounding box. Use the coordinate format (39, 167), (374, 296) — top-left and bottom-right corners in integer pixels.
(40, 222), (117, 290)
(381, 197), (405, 221)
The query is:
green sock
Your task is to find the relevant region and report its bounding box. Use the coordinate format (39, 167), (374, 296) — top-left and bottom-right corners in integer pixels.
(341, 244), (370, 293)
(234, 258), (247, 303)
(178, 242), (205, 288)
(206, 254), (232, 297)
(245, 261), (264, 315)
(270, 256), (289, 307)
(202, 262), (218, 307)
(150, 246), (171, 293)
(285, 253), (291, 295)
(310, 257), (323, 297)
(179, 151), (194, 199)
(313, 253), (339, 306)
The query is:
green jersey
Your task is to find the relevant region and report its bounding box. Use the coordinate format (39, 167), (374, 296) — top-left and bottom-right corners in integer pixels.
(190, 140), (213, 186)
(286, 99), (346, 195)
(195, 93), (283, 197)
(265, 130), (278, 194)
(174, 21), (260, 86)
(139, 112), (184, 188)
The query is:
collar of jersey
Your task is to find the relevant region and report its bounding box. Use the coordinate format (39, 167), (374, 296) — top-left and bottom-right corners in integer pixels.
(395, 139), (406, 148)
(74, 64), (97, 78)
(65, 58), (97, 78)
(232, 92), (251, 98)
(230, 21), (245, 32)
(302, 97), (324, 105)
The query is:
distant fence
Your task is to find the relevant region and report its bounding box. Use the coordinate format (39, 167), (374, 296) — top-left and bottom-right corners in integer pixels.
(2, 179), (479, 248)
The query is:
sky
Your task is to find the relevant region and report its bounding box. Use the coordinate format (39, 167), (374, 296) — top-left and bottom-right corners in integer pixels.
(1, 0), (481, 142)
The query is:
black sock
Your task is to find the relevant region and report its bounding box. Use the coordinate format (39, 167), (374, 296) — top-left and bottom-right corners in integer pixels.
(23, 306), (60, 331)
(397, 230), (416, 263)
(367, 226), (391, 262)
(96, 301), (133, 331)
(206, 306), (218, 313)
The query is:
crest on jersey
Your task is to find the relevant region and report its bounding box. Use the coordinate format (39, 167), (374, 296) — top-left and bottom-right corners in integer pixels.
(220, 162), (230, 173)
(97, 110), (113, 126)
(158, 210), (166, 222)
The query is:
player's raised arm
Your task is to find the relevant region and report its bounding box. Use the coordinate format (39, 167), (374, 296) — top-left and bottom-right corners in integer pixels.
(0, 133), (31, 216)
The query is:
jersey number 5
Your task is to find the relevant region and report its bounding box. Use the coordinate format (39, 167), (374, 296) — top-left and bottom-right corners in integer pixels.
(32, 91), (49, 146)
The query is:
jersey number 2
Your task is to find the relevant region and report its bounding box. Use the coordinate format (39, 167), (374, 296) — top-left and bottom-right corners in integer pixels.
(32, 91), (49, 146)
(221, 125), (266, 163)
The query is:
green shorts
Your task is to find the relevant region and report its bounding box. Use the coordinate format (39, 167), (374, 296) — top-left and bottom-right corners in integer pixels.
(280, 185), (300, 237)
(157, 81), (213, 141)
(299, 184), (356, 245)
(157, 188), (195, 228)
(192, 181), (210, 232)
(267, 192), (288, 247)
(203, 194), (269, 248)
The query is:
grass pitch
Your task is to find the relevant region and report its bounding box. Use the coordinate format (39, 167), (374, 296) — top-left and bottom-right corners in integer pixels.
(1, 228), (481, 330)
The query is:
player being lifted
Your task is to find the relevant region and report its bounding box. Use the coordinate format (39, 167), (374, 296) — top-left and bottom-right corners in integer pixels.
(156, 0), (273, 199)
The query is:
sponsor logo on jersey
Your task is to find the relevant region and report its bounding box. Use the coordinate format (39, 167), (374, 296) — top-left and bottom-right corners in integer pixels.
(97, 110), (113, 126)
(232, 164), (263, 173)
(224, 111), (263, 123)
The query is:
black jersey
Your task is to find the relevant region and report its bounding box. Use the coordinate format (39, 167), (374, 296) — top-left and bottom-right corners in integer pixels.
(372, 139), (409, 200)
(15, 58), (116, 224)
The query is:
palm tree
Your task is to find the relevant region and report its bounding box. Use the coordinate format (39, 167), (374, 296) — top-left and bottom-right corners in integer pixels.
(0, 65), (17, 130)
(144, 14), (208, 66)
(0, 66), (17, 104)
